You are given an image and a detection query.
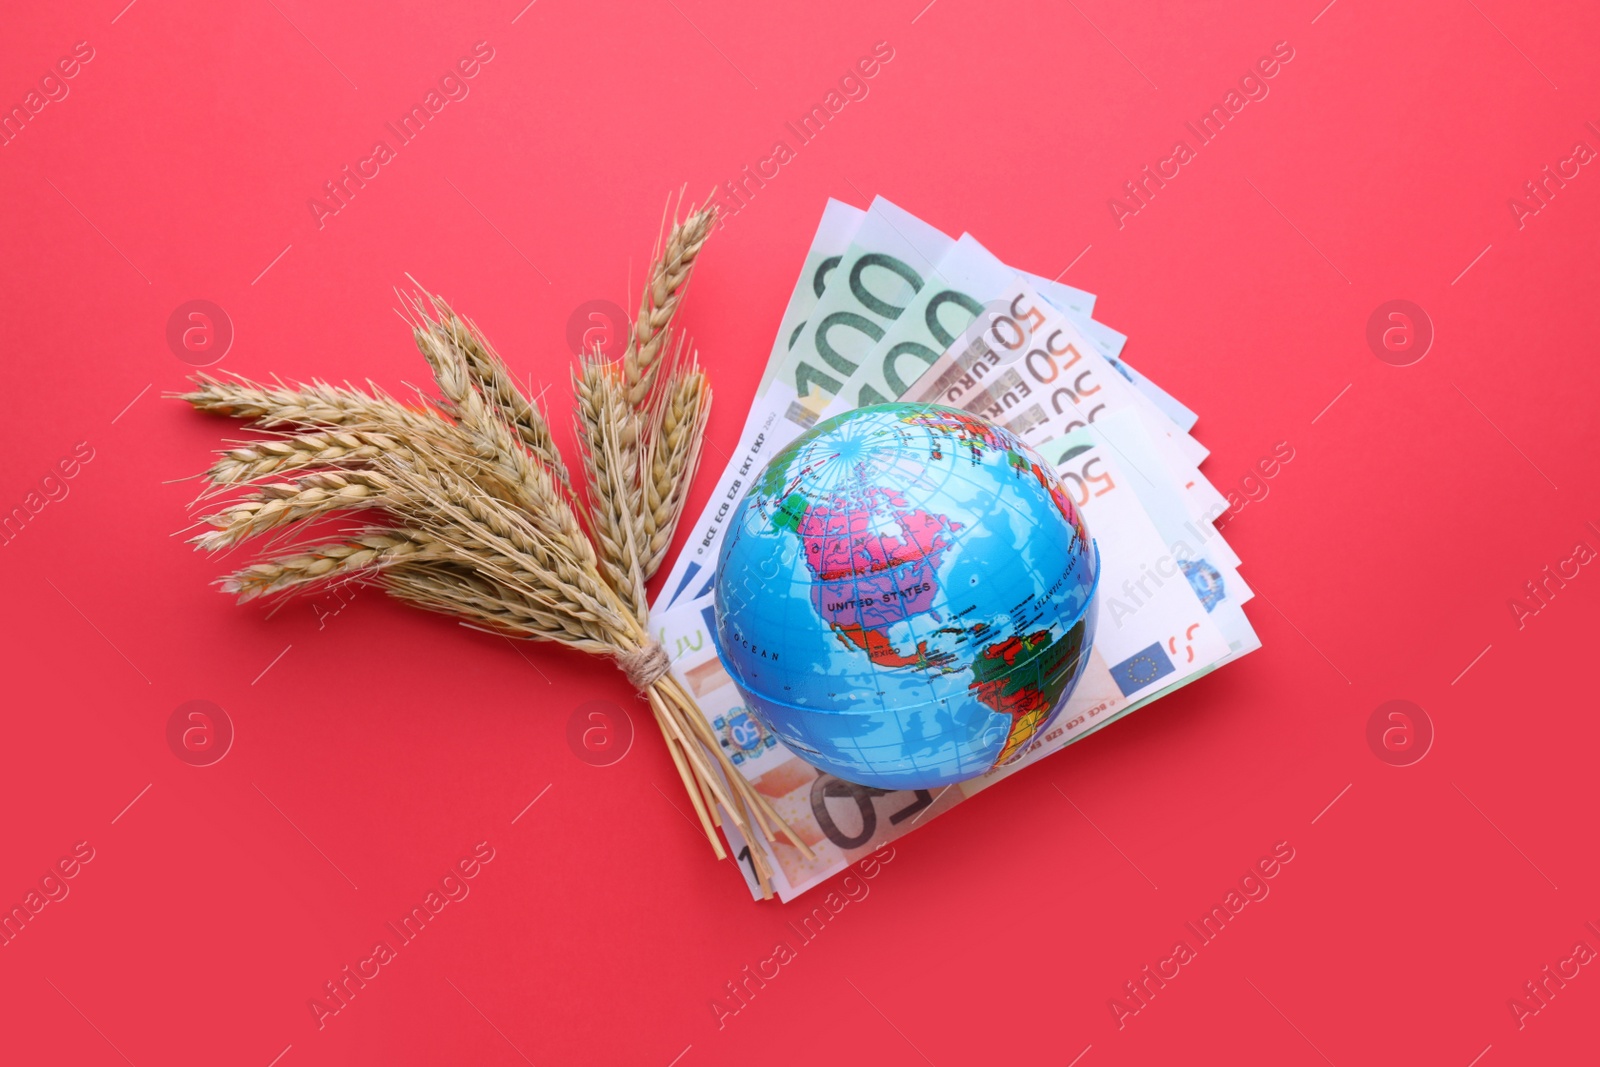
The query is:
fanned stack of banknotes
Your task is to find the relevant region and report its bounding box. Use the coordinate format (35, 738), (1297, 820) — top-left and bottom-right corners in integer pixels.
(649, 197), (1260, 901)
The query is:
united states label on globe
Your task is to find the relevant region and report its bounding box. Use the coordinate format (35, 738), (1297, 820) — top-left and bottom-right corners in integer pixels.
(712, 403), (1100, 790)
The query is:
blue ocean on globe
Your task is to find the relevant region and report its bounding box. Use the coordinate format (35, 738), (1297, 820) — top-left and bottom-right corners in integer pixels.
(712, 403), (1100, 790)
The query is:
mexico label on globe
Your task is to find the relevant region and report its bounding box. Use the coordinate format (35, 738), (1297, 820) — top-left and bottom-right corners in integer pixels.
(712, 403), (1101, 790)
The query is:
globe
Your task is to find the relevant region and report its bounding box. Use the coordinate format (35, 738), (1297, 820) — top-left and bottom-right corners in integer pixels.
(712, 403), (1100, 790)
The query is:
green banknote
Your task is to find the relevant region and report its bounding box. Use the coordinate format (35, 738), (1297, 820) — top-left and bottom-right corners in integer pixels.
(763, 197), (954, 426)
(754, 198), (865, 397)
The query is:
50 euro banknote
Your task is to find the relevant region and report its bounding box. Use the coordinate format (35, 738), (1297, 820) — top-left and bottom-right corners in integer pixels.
(650, 421), (1239, 901)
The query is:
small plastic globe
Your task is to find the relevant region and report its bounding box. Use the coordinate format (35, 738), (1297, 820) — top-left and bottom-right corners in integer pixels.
(712, 403), (1099, 790)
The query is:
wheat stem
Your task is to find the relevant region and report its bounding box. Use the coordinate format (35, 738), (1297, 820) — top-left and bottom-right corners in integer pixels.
(647, 692), (725, 858)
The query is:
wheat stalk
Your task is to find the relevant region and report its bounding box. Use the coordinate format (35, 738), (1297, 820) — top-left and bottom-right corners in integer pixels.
(577, 198), (716, 607)
(391, 282), (573, 491)
(384, 452), (627, 647)
(178, 225), (804, 898)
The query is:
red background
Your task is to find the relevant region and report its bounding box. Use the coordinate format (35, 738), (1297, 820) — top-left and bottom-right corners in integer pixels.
(3, 1), (1598, 1064)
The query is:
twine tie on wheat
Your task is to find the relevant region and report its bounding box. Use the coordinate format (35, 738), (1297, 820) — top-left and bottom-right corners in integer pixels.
(617, 640), (672, 691)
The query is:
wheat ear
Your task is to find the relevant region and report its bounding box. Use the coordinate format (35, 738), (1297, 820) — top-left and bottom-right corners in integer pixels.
(573, 356), (648, 619)
(192, 471), (394, 551)
(404, 294), (598, 566)
(451, 319), (573, 491)
(204, 429), (407, 486)
(622, 198), (717, 412)
(640, 350), (711, 581)
(384, 562), (602, 648)
(176, 373), (442, 434)
(221, 530), (432, 601)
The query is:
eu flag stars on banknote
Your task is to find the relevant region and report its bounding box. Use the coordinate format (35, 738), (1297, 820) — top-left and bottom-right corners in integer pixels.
(651, 197), (1259, 902)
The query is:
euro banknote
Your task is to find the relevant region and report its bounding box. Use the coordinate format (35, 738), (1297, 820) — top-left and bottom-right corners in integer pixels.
(896, 276), (1224, 519)
(900, 276), (1208, 465)
(1052, 418), (1259, 660)
(652, 413), (1235, 900)
(810, 233), (1095, 426)
(805, 233), (1214, 511)
(753, 198), (865, 399)
(763, 197), (954, 426)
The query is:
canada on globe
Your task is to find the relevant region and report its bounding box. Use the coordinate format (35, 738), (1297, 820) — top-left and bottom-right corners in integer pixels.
(712, 403), (1099, 790)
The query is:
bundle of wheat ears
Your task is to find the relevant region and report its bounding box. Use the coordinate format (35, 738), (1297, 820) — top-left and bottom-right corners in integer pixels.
(177, 197), (808, 897)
